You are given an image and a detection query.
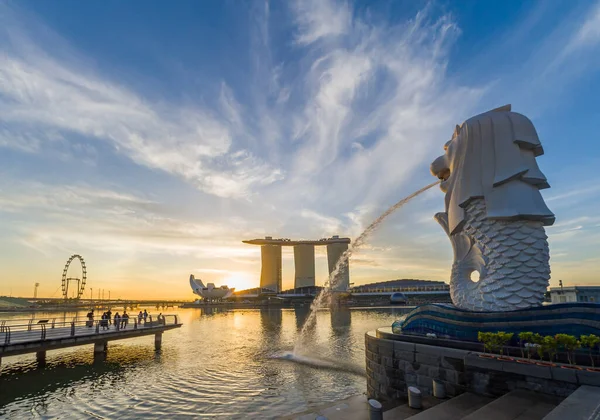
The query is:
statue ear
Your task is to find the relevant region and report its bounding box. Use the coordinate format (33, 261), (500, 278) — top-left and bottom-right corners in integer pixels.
(492, 114), (529, 187)
(509, 112), (543, 156)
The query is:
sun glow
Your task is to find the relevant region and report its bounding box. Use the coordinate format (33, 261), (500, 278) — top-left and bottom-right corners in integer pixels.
(221, 272), (256, 291)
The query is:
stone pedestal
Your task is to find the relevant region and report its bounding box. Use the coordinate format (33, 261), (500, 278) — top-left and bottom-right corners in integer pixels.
(365, 329), (591, 405)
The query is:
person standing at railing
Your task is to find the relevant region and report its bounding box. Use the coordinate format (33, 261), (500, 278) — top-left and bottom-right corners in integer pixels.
(122, 312), (129, 329)
(86, 310), (94, 328)
(143, 309), (148, 324)
(138, 311), (143, 324)
(114, 312), (120, 330)
(157, 313), (163, 325)
(107, 308), (112, 325)
(101, 312), (109, 330)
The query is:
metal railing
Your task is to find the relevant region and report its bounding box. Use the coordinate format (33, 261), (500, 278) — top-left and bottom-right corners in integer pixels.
(0, 314), (179, 345)
(0, 317), (60, 330)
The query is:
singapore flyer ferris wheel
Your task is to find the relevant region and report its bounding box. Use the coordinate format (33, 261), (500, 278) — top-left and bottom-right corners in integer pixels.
(62, 254), (87, 300)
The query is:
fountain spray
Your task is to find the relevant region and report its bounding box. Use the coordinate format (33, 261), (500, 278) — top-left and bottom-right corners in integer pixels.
(293, 180), (441, 354)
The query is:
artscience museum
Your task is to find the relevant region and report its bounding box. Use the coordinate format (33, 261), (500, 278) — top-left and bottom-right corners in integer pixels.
(189, 274), (235, 301)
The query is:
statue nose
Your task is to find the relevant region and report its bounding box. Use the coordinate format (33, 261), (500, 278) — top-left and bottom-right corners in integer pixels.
(430, 155), (447, 176)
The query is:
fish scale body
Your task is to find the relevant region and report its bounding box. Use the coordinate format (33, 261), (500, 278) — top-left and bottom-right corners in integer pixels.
(450, 199), (550, 312)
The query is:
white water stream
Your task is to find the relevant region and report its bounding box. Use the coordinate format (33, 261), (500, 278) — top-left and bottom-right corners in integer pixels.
(293, 180), (441, 355)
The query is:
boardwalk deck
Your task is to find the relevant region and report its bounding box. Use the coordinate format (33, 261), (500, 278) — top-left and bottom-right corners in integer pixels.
(0, 316), (182, 364)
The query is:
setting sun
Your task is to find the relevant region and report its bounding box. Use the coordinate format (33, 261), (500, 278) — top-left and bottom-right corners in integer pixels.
(220, 273), (257, 291)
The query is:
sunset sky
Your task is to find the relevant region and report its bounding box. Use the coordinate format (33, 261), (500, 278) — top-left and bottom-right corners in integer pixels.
(1, 0), (599, 300)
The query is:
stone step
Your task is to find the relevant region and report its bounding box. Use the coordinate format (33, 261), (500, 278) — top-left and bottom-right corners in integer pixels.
(284, 394), (370, 420)
(403, 392), (493, 420)
(542, 385), (600, 420)
(462, 390), (561, 420)
(383, 395), (444, 420)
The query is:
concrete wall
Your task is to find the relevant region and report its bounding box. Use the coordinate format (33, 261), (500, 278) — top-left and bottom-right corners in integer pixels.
(293, 245), (315, 289)
(365, 330), (599, 405)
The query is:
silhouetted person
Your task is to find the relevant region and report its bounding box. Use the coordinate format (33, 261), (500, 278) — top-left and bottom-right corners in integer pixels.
(121, 312), (129, 329)
(86, 310), (94, 328)
(114, 312), (120, 330)
(138, 311), (143, 324)
(143, 309), (148, 323)
(107, 309), (112, 325)
(100, 312), (109, 330)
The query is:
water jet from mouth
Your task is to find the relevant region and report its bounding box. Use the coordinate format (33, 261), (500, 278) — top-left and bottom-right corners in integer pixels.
(292, 180), (441, 356)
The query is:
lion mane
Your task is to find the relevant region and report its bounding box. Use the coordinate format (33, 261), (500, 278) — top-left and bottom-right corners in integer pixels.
(435, 104), (555, 235)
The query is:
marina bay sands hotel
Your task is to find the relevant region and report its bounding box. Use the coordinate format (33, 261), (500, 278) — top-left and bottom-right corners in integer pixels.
(242, 236), (351, 293)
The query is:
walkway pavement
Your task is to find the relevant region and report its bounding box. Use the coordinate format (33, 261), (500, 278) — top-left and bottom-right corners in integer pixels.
(1, 321), (158, 345)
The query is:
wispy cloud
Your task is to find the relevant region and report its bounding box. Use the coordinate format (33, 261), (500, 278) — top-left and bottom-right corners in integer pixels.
(563, 1), (600, 55)
(0, 0), (490, 297)
(0, 6), (282, 199)
(293, 0), (351, 45)
(546, 185), (600, 203)
(1, 0), (599, 297)
(0, 180), (263, 258)
(537, 0), (600, 78)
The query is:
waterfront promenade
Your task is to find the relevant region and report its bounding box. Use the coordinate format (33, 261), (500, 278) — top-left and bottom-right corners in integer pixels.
(0, 315), (181, 365)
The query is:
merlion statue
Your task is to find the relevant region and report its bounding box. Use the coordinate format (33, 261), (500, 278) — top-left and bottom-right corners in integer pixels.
(430, 105), (555, 312)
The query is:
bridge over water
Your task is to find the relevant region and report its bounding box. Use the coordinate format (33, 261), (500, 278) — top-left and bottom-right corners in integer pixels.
(0, 315), (181, 366)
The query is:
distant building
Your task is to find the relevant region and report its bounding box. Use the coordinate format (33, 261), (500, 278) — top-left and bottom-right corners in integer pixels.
(260, 245), (282, 293)
(234, 287), (283, 298)
(549, 286), (600, 304)
(278, 286), (323, 297)
(293, 244), (315, 289)
(189, 275), (234, 300)
(327, 242), (350, 291)
(243, 236), (352, 292)
(349, 279), (449, 294)
(233, 278), (449, 298)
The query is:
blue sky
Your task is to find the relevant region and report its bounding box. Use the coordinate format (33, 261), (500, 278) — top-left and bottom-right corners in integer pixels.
(1, 0), (599, 299)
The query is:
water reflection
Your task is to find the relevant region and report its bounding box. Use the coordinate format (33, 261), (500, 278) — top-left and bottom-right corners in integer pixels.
(0, 307), (408, 419)
(0, 345), (160, 410)
(294, 306), (310, 330)
(257, 309), (285, 399)
(293, 306), (318, 354)
(330, 308), (351, 330)
(260, 308), (282, 334)
(330, 308), (353, 362)
(198, 306), (228, 317)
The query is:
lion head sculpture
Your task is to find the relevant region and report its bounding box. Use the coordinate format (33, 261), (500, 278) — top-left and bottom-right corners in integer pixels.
(430, 104), (555, 235)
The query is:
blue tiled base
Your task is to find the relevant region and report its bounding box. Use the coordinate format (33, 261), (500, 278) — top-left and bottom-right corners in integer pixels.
(394, 303), (600, 342)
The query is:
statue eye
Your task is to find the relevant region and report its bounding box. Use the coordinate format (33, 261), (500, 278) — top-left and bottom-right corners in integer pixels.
(444, 139), (452, 151)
